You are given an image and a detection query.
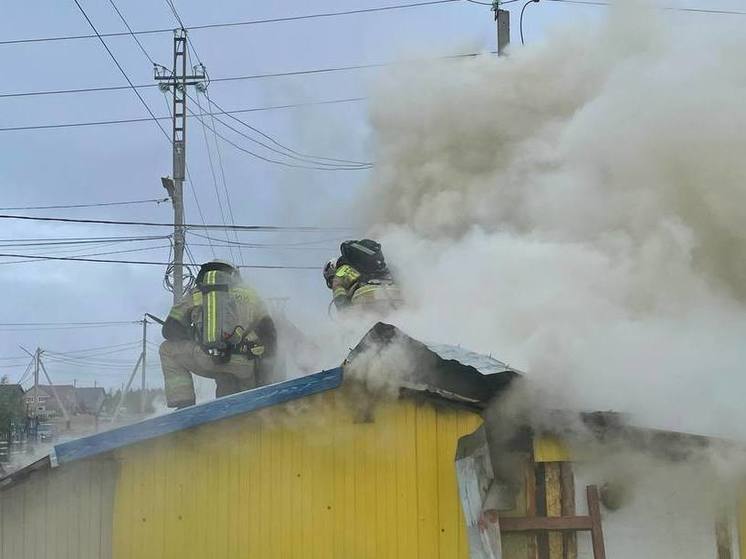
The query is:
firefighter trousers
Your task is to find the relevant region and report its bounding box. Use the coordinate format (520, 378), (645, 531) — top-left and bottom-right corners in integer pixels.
(159, 339), (257, 408)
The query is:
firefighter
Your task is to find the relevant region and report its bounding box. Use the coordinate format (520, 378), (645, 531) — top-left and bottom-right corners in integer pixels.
(323, 239), (402, 314)
(159, 260), (277, 409)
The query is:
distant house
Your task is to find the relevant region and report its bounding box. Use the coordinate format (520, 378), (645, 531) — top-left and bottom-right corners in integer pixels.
(0, 385), (24, 430)
(23, 386), (77, 417)
(0, 385), (23, 411)
(23, 386), (107, 417)
(74, 387), (105, 415)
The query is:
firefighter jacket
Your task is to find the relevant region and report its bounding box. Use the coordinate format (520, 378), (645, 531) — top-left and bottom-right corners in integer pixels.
(331, 264), (402, 310)
(162, 284), (277, 358)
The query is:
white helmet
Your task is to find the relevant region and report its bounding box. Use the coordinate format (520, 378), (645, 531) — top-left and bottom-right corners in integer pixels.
(323, 258), (337, 288)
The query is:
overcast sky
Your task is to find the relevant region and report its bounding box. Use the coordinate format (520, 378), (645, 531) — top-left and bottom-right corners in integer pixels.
(0, 0), (726, 388)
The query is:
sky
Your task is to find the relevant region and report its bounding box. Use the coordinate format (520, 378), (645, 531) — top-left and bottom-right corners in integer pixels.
(0, 0), (737, 390)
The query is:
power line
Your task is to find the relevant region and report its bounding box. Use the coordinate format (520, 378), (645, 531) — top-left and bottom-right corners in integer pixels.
(544, 0), (746, 15)
(0, 53), (482, 99)
(465, 0), (522, 5)
(0, 320), (138, 327)
(48, 340), (142, 356)
(206, 94), (372, 167)
(0, 244), (171, 265)
(71, 0), (170, 142)
(191, 98), (371, 169)
(0, 0), (462, 46)
(187, 231), (348, 247)
(202, 89), (244, 265)
(0, 253), (319, 269)
(188, 108), (373, 171)
(188, 241), (333, 252)
(520, 0), (539, 44)
(0, 198), (168, 211)
(194, 86), (236, 263)
(0, 97), (367, 132)
(164, 0), (186, 29)
(106, 0), (155, 64)
(0, 235), (168, 247)
(0, 214), (354, 230)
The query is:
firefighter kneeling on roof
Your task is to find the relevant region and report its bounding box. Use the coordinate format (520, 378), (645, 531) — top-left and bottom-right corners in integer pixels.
(159, 260), (277, 409)
(324, 239), (402, 315)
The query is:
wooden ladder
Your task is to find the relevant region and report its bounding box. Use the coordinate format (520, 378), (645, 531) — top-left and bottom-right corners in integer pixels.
(499, 485), (607, 559)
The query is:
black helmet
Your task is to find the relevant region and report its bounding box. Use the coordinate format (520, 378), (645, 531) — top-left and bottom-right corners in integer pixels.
(195, 259), (240, 285)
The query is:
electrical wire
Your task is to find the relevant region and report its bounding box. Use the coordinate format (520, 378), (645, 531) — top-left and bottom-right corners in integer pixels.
(202, 90), (244, 265)
(465, 0), (522, 5)
(520, 0), (540, 45)
(0, 244), (172, 265)
(0, 320), (139, 327)
(0, 214), (354, 231)
(164, 0), (186, 29)
(72, 0), (171, 142)
(205, 94), (372, 167)
(206, 95), (244, 265)
(48, 340), (142, 356)
(16, 359), (35, 385)
(0, 253), (319, 268)
(187, 231), (346, 248)
(190, 97), (371, 169)
(0, 235), (169, 248)
(0, 1), (463, 46)
(162, 0), (206, 69)
(193, 86), (237, 263)
(106, 0), (155, 64)
(545, 0), (746, 16)
(188, 242), (333, 252)
(0, 52), (482, 99)
(0, 198), (168, 211)
(0, 98), (368, 132)
(188, 108), (373, 171)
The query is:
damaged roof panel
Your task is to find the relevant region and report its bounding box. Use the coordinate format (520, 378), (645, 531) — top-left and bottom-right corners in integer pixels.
(347, 322), (520, 406)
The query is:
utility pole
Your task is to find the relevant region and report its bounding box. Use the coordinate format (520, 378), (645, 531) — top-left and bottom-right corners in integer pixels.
(22, 346), (71, 429)
(155, 28), (207, 304)
(112, 315), (155, 421)
(494, 1), (510, 56)
(140, 317), (147, 414)
(37, 355), (71, 430)
(33, 347), (40, 417)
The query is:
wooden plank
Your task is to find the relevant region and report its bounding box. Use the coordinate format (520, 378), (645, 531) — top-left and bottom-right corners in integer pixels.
(535, 463), (549, 559)
(586, 485), (606, 559)
(545, 463), (563, 559)
(526, 461), (538, 559)
(715, 513), (732, 559)
(500, 516), (594, 533)
(53, 367), (343, 464)
(560, 463), (577, 559)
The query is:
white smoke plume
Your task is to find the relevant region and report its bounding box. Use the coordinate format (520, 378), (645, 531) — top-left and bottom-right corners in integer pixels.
(351, 4), (746, 439)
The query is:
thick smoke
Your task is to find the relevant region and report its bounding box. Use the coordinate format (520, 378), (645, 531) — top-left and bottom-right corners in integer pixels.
(356, 5), (746, 439)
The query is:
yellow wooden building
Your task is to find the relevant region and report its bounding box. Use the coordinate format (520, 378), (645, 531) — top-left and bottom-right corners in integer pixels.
(0, 325), (506, 559)
(0, 323), (744, 559)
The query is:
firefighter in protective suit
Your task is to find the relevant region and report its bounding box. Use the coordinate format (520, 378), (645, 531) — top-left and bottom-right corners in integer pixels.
(159, 260), (277, 409)
(323, 239), (402, 314)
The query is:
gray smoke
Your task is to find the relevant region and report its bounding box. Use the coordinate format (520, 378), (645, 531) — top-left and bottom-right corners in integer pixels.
(356, 4), (746, 439)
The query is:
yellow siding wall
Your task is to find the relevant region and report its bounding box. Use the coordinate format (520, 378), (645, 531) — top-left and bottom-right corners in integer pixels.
(112, 390), (482, 559)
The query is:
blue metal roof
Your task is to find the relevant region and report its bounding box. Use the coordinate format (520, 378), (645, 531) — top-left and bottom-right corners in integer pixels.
(51, 367), (342, 466)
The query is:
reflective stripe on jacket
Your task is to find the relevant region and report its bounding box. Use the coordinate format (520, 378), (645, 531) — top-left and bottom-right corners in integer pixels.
(165, 285), (268, 343)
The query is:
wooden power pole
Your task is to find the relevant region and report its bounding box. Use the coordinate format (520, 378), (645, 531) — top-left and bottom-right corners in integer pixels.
(155, 28), (206, 303)
(495, 1), (511, 56)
